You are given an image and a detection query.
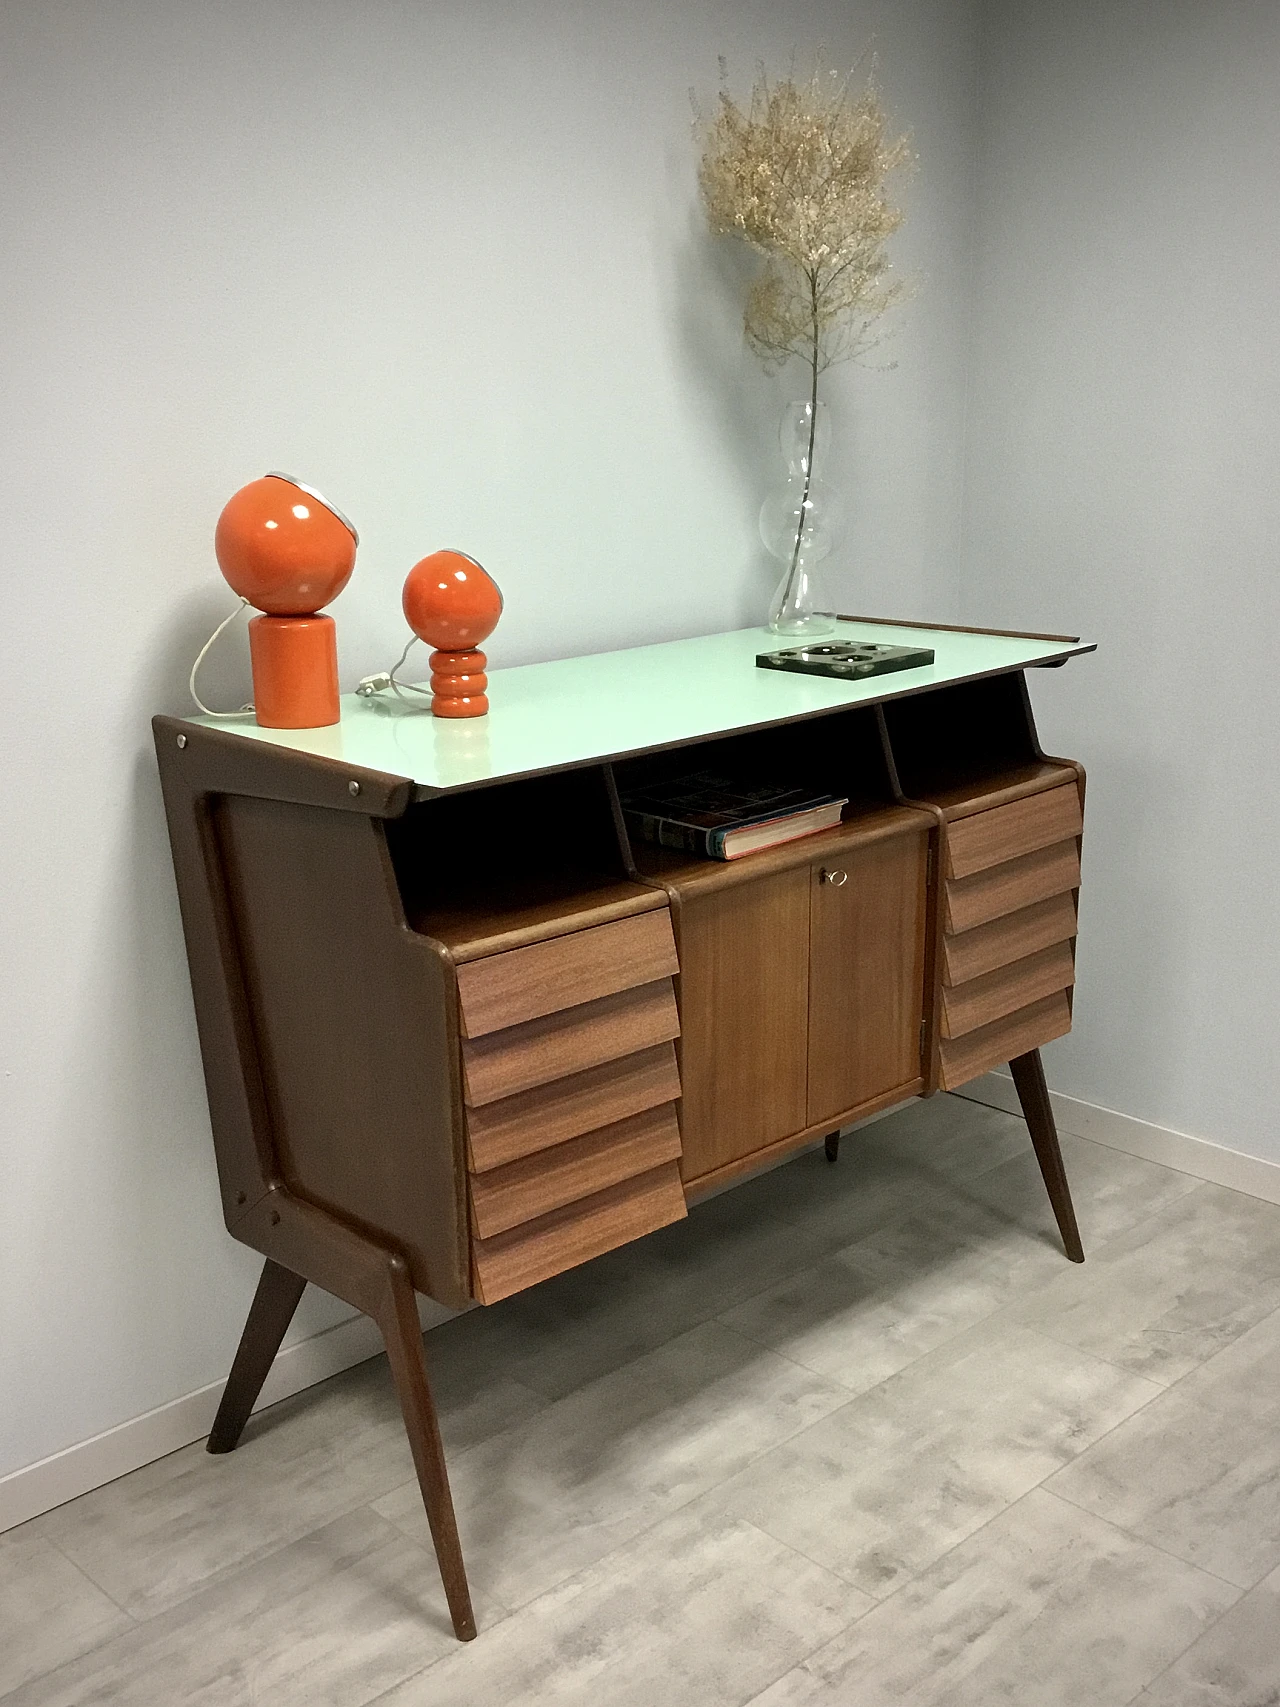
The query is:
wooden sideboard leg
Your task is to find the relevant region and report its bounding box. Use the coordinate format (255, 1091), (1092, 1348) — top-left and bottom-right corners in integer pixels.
(207, 1258), (308, 1454)
(1009, 1050), (1085, 1264)
(824, 1130), (841, 1164)
(376, 1259), (477, 1642)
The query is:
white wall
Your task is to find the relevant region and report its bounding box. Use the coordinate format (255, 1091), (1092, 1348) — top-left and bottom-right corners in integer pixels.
(961, 0), (1280, 1164)
(0, 1), (979, 1486)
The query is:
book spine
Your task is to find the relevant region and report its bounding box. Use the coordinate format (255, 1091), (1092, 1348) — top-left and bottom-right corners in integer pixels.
(624, 811), (719, 860)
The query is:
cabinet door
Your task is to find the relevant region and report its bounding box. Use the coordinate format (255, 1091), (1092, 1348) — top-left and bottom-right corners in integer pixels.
(807, 832), (927, 1126)
(676, 867), (810, 1182)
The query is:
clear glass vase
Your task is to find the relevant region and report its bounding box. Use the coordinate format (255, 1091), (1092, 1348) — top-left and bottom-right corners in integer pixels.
(760, 400), (843, 638)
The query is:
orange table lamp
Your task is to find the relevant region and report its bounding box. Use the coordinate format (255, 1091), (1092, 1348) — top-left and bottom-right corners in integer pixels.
(402, 551), (503, 718)
(214, 473), (358, 728)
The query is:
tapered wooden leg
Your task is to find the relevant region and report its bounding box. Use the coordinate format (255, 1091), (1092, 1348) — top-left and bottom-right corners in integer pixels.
(824, 1130), (841, 1164)
(376, 1261), (477, 1641)
(1010, 1049), (1085, 1263)
(207, 1258), (307, 1454)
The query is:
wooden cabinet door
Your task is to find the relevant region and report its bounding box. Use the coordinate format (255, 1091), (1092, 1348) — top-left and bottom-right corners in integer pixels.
(675, 867), (810, 1182)
(807, 832), (927, 1127)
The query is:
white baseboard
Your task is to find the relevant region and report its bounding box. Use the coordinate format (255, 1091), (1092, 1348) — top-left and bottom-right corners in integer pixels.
(0, 1296), (457, 1535)
(955, 1073), (1280, 1207)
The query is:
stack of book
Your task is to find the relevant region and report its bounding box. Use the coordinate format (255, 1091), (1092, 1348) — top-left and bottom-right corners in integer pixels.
(621, 770), (847, 862)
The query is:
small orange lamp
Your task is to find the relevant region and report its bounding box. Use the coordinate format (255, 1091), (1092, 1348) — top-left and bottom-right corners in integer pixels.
(214, 473), (358, 728)
(402, 550), (503, 718)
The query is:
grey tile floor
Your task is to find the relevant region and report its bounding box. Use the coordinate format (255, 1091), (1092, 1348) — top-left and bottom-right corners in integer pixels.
(5, 1093), (1280, 1705)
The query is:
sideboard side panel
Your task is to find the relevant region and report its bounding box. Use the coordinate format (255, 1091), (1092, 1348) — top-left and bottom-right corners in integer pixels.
(213, 795), (469, 1308)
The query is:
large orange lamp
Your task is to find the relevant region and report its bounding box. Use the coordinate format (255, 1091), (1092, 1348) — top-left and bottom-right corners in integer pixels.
(402, 550), (503, 717)
(214, 473), (358, 728)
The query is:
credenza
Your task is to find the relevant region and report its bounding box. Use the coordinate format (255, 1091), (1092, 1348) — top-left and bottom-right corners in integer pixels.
(153, 615), (1094, 1641)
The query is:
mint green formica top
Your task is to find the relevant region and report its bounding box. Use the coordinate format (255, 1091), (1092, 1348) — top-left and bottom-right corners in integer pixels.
(185, 620), (1093, 795)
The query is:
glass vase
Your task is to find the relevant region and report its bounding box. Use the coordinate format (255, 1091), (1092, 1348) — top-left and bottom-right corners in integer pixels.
(759, 400), (843, 638)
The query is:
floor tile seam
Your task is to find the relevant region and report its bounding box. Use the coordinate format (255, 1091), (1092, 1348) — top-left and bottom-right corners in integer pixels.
(439, 1317), (728, 1454)
(39, 1530), (139, 1624)
(1002, 1316), (1191, 1391)
(735, 1512), (883, 1623)
(447, 1366), (565, 1417)
(699, 1319), (869, 1420)
(1034, 1293), (1280, 1418)
(1114, 1582), (1255, 1707)
(922, 1125), (1041, 1184)
(1032, 1487), (1252, 1595)
(1014, 1320), (1170, 1405)
(1009, 1297), (1280, 1396)
(1040, 1479), (1262, 1593)
(4, 1501), (506, 1706)
(403, 1487), (865, 1683)
(475, 1269), (873, 1418)
(55, 1495), (426, 1634)
(715, 1517), (877, 1707)
(712, 1278), (1036, 1401)
(728, 1477), (1133, 1619)
(779, 1167), (988, 1249)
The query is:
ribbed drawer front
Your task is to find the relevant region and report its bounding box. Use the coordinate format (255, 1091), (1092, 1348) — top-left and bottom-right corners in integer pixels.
(461, 979), (680, 1107)
(941, 941), (1075, 1040)
(938, 991), (1072, 1090)
(465, 1042), (682, 1173)
(945, 784), (1082, 881)
(945, 840), (1081, 936)
(456, 908), (678, 1038)
(471, 1165), (688, 1303)
(468, 1104), (682, 1239)
(943, 892), (1077, 986)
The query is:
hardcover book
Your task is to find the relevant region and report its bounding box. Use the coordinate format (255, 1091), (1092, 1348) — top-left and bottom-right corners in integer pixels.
(621, 771), (847, 861)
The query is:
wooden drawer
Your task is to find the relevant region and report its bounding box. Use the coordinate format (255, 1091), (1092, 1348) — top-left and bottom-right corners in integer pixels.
(461, 979), (680, 1107)
(941, 941), (1075, 1040)
(471, 1164), (687, 1303)
(945, 784), (1082, 881)
(456, 909), (678, 1038)
(943, 893), (1078, 987)
(468, 1103), (682, 1239)
(945, 839), (1080, 935)
(465, 1042), (682, 1173)
(938, 991), (1073, 1091)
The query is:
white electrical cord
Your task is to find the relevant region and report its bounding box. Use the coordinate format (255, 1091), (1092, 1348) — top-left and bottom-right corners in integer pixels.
(357, 635), (434, 702)
(189, 598), (255, 717)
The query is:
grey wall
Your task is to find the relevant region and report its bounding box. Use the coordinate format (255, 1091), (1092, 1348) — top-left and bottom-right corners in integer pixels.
(961, 0), (1280, 1162)
(0, 0), (979, 1480)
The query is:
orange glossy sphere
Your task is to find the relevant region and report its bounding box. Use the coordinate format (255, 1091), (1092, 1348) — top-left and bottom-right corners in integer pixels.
(402, 551), (503, 651)
(215, 475), (357, 615)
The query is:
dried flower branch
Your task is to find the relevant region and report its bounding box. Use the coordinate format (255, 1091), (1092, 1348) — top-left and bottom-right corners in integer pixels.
(698, 57), (913, 374)
(697, 56), (913, 624)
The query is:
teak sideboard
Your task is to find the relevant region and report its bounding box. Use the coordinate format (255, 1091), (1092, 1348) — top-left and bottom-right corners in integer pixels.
(154, 616), (1095, 1641)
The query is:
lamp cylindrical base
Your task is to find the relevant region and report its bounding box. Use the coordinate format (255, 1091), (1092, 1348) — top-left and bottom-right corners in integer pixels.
(248, 613), (340, 728)
(429, 648), (489, 718)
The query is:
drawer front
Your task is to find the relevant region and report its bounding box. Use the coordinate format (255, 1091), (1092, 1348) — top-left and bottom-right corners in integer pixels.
(468, 1103), (682, 1239)
(945, 839), (1081, 935)
(471, 1164), (687, 1303)
(456, 908), (678, 1038)
(945, 784), (1082, 881)
(943, 892), (1077, 987)
(461, 979), (680, 1107)
(938, 991), (1072, 1091)
(465, 1042), (682, 1173)
(941, 941), (1075, 1040)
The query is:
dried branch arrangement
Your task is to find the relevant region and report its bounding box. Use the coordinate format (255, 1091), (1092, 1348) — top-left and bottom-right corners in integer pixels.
(698, 58), (913, 378)
(697, 58), (913, 625)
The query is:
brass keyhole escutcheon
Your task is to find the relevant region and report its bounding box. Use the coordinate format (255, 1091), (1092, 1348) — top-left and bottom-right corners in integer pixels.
(819, 867), (848, 887)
